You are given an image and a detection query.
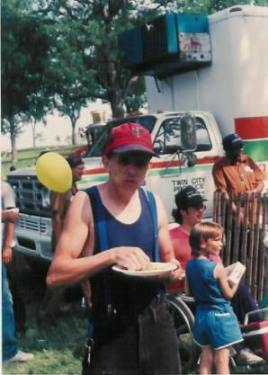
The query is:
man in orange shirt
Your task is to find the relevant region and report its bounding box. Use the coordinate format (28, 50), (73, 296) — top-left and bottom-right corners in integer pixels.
(212, 133), (264, 197)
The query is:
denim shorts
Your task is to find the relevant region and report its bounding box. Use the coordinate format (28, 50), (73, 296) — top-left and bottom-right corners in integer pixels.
(193, 305), (243, 350)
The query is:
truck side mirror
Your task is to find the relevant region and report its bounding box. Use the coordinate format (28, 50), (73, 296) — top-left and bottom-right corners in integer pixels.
(186, 152), (197, 167)
(180, 114), (197, 151)
(153, 140), (164, 154)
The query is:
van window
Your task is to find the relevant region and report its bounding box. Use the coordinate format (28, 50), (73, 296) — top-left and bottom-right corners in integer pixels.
(153, 116), (212, 154)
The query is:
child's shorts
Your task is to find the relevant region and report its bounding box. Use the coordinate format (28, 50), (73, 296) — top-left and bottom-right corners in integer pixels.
(193, 305), (243, 350)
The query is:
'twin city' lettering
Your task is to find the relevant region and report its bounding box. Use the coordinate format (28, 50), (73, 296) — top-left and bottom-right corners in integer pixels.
(172, 177), (205, 193)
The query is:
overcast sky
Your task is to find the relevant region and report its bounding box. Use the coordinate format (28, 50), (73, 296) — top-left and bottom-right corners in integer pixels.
(1, 101), (112, 151)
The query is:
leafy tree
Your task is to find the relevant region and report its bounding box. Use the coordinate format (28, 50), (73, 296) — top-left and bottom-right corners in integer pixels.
(1, 0), (50, 160)
(43, 18), (100, 144)
(23, 91), (51, 148)
(3, 0), (266, 156)
(34, 0), (176, 120)
(34, 0), (263, 125)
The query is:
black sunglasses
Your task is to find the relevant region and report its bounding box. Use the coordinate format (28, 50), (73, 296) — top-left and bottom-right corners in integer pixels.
(117, 153), (151, 168)
(188, 204), (206, 211)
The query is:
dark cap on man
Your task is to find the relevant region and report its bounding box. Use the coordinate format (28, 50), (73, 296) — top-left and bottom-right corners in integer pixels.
(222, 133), (243, 151)
(104, 122), (157, 156)
(175, 185), (207, 210)
(66, 155), (84, 168)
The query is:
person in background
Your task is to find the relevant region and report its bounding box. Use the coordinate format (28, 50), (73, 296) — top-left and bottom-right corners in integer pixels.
(51, 154), (85, 249)
(168, 185), (265, 365)
(212, 134), (265, 318)
(2, 180), (34, 363)
(168, 185), (207, 295)
(212, 133), (264, 217)
(186, 221), (243, 375)
(38, 155), (86, 325)
(46, 122), (183, 375)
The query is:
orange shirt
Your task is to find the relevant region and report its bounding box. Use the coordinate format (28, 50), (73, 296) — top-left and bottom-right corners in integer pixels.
(212, 154), (264, 195)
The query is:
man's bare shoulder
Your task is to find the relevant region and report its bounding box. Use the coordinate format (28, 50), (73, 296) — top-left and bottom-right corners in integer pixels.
(64, 190), (93, 229)
(71, 190), (91, 208)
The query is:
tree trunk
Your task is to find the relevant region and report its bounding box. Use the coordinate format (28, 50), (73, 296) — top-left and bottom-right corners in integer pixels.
(32, 121), (36, 148)
(71, 119), (76, 145)
(109, 89), (125, 119)
(10, 121), (17, 162)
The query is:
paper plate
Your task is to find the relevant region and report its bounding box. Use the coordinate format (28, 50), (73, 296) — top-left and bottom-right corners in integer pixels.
(112, 262), (177, 277)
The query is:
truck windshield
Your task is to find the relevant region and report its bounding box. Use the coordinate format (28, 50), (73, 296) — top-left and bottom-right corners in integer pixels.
(86, 115), (157, 157)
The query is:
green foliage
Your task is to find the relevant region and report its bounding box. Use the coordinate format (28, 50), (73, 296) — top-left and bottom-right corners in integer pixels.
(1, 0), (50, 123)
(33, 0), (177, 118)
(2, 0), (268, 153)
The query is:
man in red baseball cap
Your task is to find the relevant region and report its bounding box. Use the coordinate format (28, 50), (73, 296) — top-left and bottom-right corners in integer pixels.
(104, 122), (157, 156)
(47, 122), (183, 375)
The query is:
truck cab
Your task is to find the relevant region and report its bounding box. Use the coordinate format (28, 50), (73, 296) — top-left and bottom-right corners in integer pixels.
(7, 110), (223, 262)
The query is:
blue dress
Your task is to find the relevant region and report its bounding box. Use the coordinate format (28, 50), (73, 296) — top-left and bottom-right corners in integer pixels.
(186, 258), (243, 349)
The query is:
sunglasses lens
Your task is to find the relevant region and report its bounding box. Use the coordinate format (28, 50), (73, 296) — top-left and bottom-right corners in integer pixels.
(119, 154), (130, 165)
(118, 154), (150, 168)
(189, 204), (206, 212)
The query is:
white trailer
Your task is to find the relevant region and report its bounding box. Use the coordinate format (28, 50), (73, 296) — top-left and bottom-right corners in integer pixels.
(145, 5), (268, 177)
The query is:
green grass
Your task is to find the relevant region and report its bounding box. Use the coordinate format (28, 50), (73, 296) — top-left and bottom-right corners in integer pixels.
(2, 308), (87, 375)
(2, 254), (268, 375)
(2, 255), (87, 375)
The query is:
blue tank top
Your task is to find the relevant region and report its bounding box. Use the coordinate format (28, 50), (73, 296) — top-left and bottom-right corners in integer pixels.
(186, 258), (230, 311)
(87, 187), (164, 326)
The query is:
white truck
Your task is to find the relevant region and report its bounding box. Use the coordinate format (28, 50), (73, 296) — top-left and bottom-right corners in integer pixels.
(7, 5), (268, 263)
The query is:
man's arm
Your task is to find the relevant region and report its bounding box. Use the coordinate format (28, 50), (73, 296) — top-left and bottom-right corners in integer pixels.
(2, 210), (19, 223)
(248, 157), (264, 193)
(1, 182), (18, 264)
(2, 219), (16, 264)
(212, 161), (241, 217)
(212, 161), (228, 196)
(47, 191), (150, 287)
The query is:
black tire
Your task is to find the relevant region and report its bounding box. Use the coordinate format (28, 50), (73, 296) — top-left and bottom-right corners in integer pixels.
(167, 294), (199, 374)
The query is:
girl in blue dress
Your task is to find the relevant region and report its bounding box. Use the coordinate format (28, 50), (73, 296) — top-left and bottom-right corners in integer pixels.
(186, 222), (243, 374)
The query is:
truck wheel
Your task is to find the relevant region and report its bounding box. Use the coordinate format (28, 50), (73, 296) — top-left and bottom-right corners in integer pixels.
(167, 294), (199, 374)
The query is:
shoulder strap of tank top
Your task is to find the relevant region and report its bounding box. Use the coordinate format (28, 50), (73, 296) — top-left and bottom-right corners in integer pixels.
(86, 186), (109, 251)
(86, 186), (160, 315)
(86, 186), (112, 313)
(143, 189), (160, 262)
(87, 186), (159, 260)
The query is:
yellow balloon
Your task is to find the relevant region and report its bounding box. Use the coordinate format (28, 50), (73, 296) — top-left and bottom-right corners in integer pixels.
(36, 152), (72, 193)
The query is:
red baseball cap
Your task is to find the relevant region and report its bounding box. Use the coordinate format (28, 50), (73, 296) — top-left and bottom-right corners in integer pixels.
(104, 122), (157, 156)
